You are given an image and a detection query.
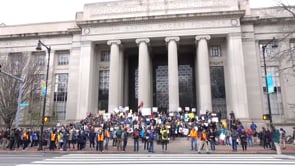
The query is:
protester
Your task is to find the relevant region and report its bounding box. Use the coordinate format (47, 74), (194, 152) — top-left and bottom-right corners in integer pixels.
(198, 128), (209, 154)
(189, 127), (198, 151)
(160, 126), (169, 151)
(272, 127), (281, 155)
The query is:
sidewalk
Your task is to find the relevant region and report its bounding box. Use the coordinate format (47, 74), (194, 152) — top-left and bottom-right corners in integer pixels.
(0, 137), (294, 154)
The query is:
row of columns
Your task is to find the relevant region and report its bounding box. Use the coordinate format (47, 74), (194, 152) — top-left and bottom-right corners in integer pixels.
(77, 34), (249, 121)
(107, 35), (213, 113)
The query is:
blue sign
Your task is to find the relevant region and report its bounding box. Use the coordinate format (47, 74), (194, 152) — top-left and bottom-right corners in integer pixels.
(267, 74), (274, 93)
(20, 102), (29, 107)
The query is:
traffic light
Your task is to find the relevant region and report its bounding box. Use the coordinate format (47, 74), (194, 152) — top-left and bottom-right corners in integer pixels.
(43, 116), (49, 122)
(263, 114), (270, 120)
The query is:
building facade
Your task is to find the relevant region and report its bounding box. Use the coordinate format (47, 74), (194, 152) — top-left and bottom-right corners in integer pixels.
(0, 0), (295, 127)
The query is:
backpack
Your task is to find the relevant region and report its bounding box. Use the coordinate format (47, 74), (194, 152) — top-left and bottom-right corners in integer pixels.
(232, 130), (238, 139)
(134, 130), (139, 139)
(116, 129), (122, 138)
(149, 132), (154, 140)
(32, 133), (37, 141)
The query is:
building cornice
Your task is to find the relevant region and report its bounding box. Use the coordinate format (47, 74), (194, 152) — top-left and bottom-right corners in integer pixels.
(241, 16), (295, 25)
(0, 31), (74, 40)
(254, 17), (295, 25)
(76, 10), (245, 27)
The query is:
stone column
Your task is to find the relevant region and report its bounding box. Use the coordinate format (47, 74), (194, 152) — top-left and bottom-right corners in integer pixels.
(67, 34), (82, 120)
(165, 37), (180, 112)
(107, 40), (121, 113)
(195, 35), (212, 114)
(77, 41), (95, 119)
(136, 38), (151, 108)
(226, 33), (249, 119)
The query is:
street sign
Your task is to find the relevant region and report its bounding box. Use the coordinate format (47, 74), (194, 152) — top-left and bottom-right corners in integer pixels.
(20, 102), (29, 107)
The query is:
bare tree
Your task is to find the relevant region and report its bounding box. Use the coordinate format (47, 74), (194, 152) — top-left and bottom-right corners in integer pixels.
(275, 0), (295, 17)
(270, 0), (295, 110)
(0, 52), (43, 128)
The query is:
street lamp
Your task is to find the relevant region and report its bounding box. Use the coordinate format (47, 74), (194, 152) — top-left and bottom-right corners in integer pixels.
(36, 40), (51, 151)
(262, 37), (278, 126)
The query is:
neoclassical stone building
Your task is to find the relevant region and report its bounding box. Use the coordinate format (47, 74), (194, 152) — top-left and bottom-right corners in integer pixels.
(0, 0), (295, 127)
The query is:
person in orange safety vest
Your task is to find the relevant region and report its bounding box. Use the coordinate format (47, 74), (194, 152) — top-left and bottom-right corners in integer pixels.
(96, 129), (104, 152)
(198, 128), (209, 153)
(189, 127), (198, 151)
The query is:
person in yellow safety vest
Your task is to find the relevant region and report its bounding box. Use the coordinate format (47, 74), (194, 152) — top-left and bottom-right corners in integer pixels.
(22, 131), (29, 151)
(96, 130), (104, 152)
(104, 128), (111, 150)
(198, 128), (209, 154)
(49, 130), (57, 151)
(160, 126), (169, 151)
(57, 131), (63, 149)
(189, 127), (198, 151)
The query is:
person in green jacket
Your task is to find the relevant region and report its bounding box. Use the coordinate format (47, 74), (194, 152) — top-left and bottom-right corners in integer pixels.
(272, 126), (281, 155)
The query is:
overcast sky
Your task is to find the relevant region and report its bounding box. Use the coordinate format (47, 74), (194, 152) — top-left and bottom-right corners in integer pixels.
(0, 0), (294, 25)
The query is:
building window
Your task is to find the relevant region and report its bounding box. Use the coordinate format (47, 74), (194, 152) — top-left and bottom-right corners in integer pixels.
(56, 51), (69, 65)
(32, 52), (46, 66)
(155, 66), (168, 109)
(101, 50), (110, 62)
(98, 70), (109, 111)
(8, 52), (23, 69)
(259, 43), (275, 58)
(210, 46), (221, 57)
(210, 66), (227, 119)
(53, 73), (68, 120)
(99, 70), (109, 91)
(261, 66), (282, 115)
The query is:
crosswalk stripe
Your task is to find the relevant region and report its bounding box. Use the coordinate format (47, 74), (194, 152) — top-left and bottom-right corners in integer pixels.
(16, 154), (295, 166)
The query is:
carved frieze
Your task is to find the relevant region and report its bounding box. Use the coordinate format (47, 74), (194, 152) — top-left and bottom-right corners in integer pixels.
(85, 18), (235, 36)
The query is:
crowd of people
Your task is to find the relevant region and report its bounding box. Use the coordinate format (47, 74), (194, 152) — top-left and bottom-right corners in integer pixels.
(0, 109), (294, 154)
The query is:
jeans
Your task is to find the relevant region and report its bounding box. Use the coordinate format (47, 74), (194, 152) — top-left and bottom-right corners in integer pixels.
(143, 139), (149, 150)
(191, 138), (197, 151)
(247, 136), (253, 146)
(123, 139), (127, 151)
(134, 138), (139, 152)
(232, 138), (237, 151)
(149, 140), (154, 152)
(62, 139), (67, 151)
(209, 139), (215, 151)
(104, 138), (109, 150)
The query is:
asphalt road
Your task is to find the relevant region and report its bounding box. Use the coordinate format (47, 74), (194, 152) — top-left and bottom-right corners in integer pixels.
(1, 153), (295, 166)
(0, 153), (59, 166)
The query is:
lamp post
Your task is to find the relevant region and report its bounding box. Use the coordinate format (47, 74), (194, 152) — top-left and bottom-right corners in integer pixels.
(262, 37), (278, 126)
(36, 40), (51, 151)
